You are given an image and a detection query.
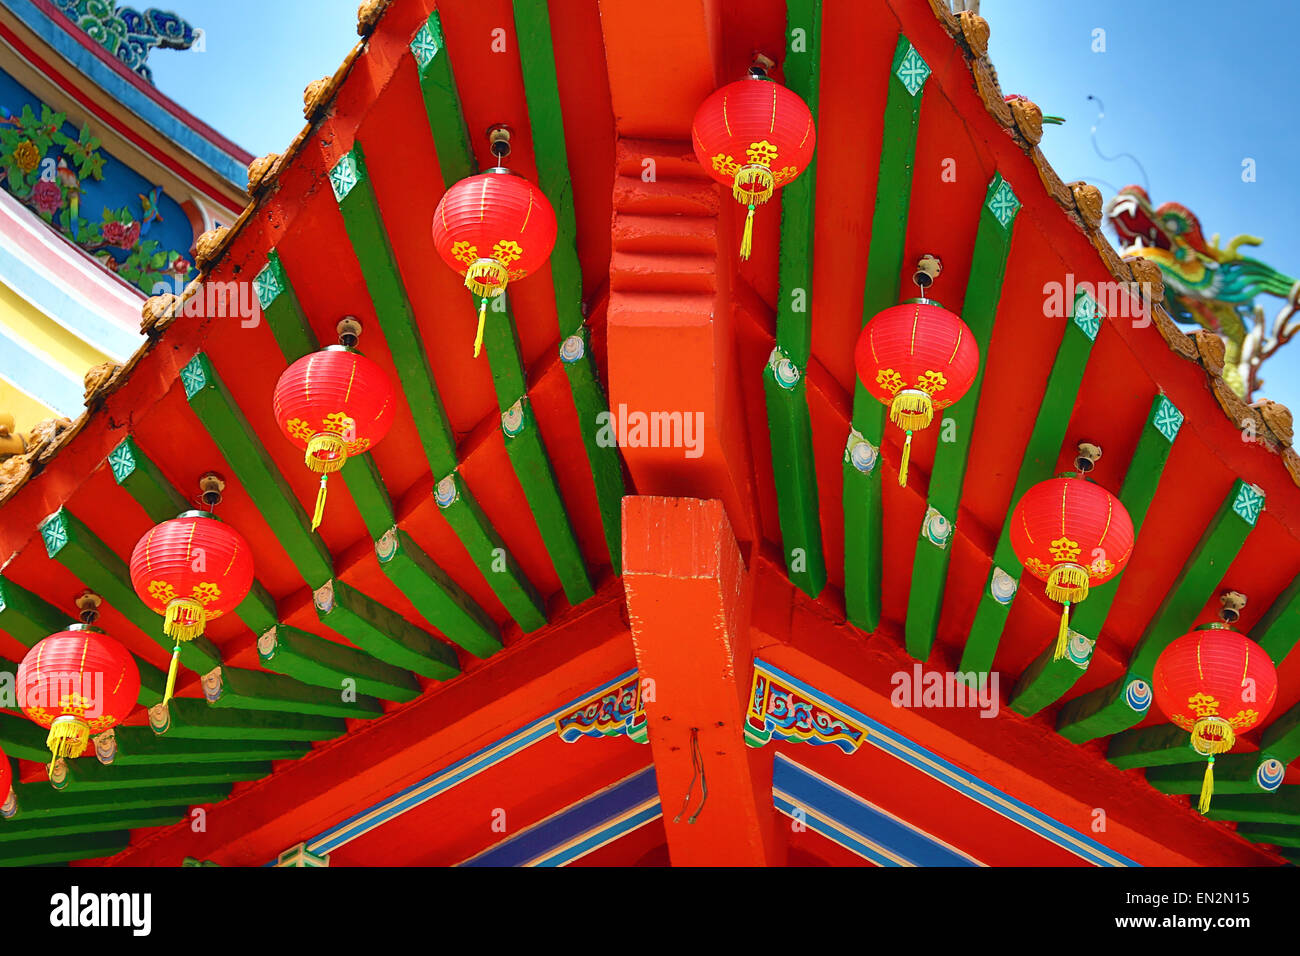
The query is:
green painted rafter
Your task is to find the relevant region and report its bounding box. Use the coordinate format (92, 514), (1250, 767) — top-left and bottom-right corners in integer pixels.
(1057, 479), (1264, 743)
(763, 0), (825, 598)
(0, 831), (131, 866)
(904, 173), (1021, 659)
(375, 527), (501, 658)
(54, 759), (272, 792)
(314, 577), (459, 681)
(1204, 790), (1300, 825)
(959, 288), (1100, 674)
(257, 623), (421, 702)
(1236, 824), (1300, 847)
(510, 0), (627, 574)
(109, 726), (310, 763)
(328, 141), (547, 631)
(844, 35), (932, 632)
(1010, 394), (1182, 714)
(0, 807), (188, 843)
(5, 782), (232, 820)
(147, 697), (346, 741)
(408, 16), (594, 605)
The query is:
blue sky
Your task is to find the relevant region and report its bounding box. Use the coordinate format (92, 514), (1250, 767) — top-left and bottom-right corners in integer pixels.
(145, 1), (1300, 406)
(985, 0), (1300, 409)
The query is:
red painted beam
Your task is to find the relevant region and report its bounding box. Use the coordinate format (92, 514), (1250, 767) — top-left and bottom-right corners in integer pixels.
(98, 583), (634, 866)
(622, 496), (782, 865)
(596, 0), (719, 139)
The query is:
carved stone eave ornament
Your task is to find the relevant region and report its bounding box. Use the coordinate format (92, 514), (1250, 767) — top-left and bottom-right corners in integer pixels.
(247, 152), (281, 194)
(1006, 96), (1043, 146)
(83, 361), (122, 406)
(357, 0), (392, 36)
(1254, 398), (1294, 447)
(194, 226), (231, 269)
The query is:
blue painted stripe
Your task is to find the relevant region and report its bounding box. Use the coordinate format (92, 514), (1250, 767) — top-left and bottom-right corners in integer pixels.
(773, 753), (978, 866)
(0, 323), (84, 415)
(773, 793), (899, 866)
(0, 245), (140, 360)
(535, 801), (661, 867)
(269, 669), (641, 864)
(461, 767), (659, 867)
(755, 660), (1139, 867)
(5, 0), (247, 188)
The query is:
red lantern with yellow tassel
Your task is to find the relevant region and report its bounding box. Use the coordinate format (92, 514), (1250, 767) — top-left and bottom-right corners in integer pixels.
(691, 64), (815, 260)
(272, 343), (395, 529)
(129, 510), (253, 702)
(16, 624), (139, 773)
(432, 132), (557, 357)
(1009, 475), (1133, 660)
(853, 297), (979, 486)
(1153, 624), (1277, 814)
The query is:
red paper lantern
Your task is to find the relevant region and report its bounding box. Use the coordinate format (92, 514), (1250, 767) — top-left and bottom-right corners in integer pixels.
(692, 71), (815, 260)
(272, 345), (396, 529)
(853, 299), (979, 486)
(432, 168), (557, 357)
(16, 624), (140, 769)
(1154, 625), (1278, 813)
(0, 744), (10, 812)
(1010, 476), (1134, 659)
(130, 510), (254, 700)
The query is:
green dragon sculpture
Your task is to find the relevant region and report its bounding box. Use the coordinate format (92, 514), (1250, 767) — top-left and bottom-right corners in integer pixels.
(1106, 185), (1300, 399)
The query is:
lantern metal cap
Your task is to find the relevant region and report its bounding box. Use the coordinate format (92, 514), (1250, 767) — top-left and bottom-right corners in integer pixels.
(321, 344), (362, 355)
(484, 165), (524, 178)
(66, 622), (107, 635)
(177, 509), (222, 521)
(899, 296), (947, 310)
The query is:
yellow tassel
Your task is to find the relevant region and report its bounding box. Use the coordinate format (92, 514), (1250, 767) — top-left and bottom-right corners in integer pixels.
(474, 298), (487, 358)
(889, 389), (933, 431)
(1199, 757), (1215, 814)
(46, 715), (90, 763)
(1053, 603), (1071, 661)
(163, 643), (181, 704)
(311, 474), (329, 531)
(163, 598), (205, 643)
(899, 431), (912, 487)
(1046, 563), (1090, 604)
(739, 204), (755, 260)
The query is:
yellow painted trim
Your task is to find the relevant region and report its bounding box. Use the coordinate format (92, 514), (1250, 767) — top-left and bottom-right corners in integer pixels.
(0, 278), (111, 374)
(0, 377), (57, 434)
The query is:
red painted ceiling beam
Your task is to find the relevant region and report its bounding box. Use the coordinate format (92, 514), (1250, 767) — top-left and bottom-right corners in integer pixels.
(623, 495), (782, 865)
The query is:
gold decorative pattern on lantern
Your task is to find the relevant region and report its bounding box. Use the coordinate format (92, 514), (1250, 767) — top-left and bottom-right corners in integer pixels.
(1023, 556), (1052, 577)
(451, 240), (478, 266)
(1048, 537), (1081, 562)
(1229, 709), (1260, 729)
(746, 140), (779, 166)
(876, 368), (904, 393)
(147, 580), (177, 604)
(1188, 692), (1220, 717)
(918, 370), (948, 394)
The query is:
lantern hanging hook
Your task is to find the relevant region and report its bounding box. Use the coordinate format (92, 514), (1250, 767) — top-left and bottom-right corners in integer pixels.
(913, 254), (942, 303)
(749, 53), (776, 78)
(337, 316), (362, 348)
(198, 472), (225, 510)
(487, 124), (512, 168)
(75, 590), (101, 626)
(1220, 590), (1248, 625)
(1075, 441), (1102, 474)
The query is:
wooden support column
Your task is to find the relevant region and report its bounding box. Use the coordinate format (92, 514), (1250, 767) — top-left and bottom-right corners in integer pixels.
(622, 496), (781, 866)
